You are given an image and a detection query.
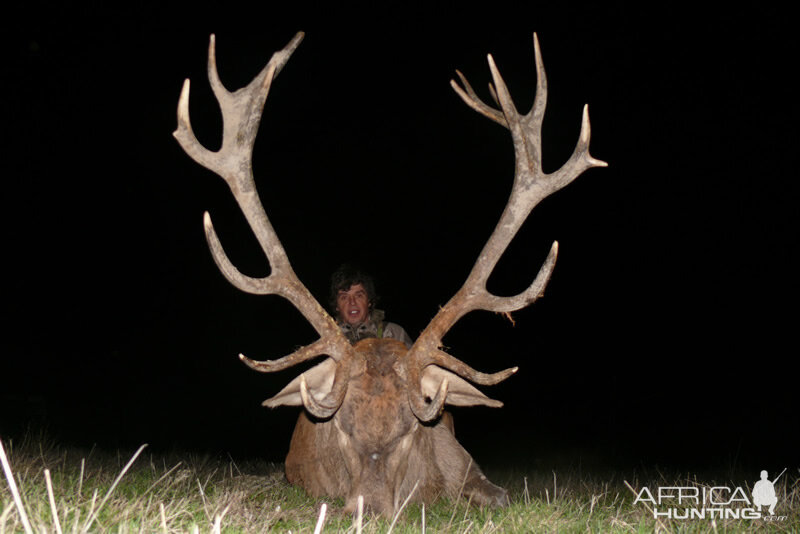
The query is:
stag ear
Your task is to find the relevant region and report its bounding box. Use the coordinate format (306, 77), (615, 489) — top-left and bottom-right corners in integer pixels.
(262, 358), (336, 408)
(421, 366), (504, 408)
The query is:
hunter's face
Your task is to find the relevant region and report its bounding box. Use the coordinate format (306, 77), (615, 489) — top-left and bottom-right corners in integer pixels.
(336, 283), (370, 326)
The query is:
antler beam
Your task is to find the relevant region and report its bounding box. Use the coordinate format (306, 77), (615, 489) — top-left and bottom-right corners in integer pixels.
(407, 33), (607, 421)
(173, 33), (353, 384)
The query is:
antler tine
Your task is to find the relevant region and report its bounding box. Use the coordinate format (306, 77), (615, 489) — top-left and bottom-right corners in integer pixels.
(239, 338), (334, 373)
(174, 33), (353, 367)
(299, 369), (351, 419)
(429, 350), (518, 385)
(408, 375), (449, 422)
(407, 33), (606, 421)
(450, 70), (506, 127)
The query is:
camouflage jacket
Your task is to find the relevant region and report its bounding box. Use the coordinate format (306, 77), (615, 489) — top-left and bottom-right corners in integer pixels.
(338, 309), (413, 348)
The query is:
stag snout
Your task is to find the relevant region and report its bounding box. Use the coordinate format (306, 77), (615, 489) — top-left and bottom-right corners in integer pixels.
(343, 460), (397, 517)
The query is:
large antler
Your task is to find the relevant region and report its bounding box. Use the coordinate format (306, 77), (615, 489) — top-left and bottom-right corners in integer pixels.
(406, 33), (607, 421)
(173, 33), (353, 418)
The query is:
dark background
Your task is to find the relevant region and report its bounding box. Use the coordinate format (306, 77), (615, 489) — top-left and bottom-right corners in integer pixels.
(2, 4), (796, 474)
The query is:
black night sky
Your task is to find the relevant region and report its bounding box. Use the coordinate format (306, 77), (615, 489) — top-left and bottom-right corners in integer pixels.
(3, 4), (797, 473)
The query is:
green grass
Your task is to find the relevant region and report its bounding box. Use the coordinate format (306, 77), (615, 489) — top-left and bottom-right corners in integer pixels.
(1, 436), (797, 532)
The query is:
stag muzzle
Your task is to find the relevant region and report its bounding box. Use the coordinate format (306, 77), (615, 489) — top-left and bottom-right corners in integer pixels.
(344, 456), (396, 516)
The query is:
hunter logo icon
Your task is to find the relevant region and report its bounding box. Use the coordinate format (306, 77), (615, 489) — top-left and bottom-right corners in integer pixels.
(752, 468), (785, 516)
(632, 467), (790, 521)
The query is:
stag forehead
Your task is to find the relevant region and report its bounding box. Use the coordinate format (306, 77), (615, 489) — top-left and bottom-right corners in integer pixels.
(336, 340), (416, 451)
(338, 378), (416, 452)
(353, 337), (408, 354)
(352, 338), (408, 376)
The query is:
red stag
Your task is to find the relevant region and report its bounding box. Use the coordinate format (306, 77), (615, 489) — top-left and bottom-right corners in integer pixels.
(173, 31), (606, 516)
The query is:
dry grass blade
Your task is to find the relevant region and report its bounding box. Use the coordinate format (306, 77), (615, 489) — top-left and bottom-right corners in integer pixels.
(388, 480), (419, 534)
(86, 489), (98, 525)
(523, 476), (530, 506)
(313, 503), (327, 534)
(159, 502), (167, 534)
(553, 471), (558, 502)
(355, 494), (363, 534)
(211, 509), (223, 534)
(448, 459), (473, 529)
(77, 457), (84, 498)
(0, 439), (33, 534)
(1, 502), (16, 531)
(82, 443), (148, 532)
(144, 461), (182, 496)
(44, 468), (62, 534)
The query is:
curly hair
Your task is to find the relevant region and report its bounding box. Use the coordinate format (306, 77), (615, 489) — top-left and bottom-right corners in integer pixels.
(329, 264), (378, 313)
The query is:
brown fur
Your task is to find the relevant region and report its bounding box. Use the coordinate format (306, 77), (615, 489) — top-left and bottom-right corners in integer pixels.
(284, 338), (507, 516)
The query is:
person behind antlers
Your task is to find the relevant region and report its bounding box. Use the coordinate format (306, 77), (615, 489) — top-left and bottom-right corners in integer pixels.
(329, 264), (413, 348)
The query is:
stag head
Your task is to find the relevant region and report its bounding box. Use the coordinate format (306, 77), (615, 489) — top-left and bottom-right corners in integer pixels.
(174, 31), (605, 516)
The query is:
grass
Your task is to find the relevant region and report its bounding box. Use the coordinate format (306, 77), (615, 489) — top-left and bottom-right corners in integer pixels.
(1, 435), (797, 533)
